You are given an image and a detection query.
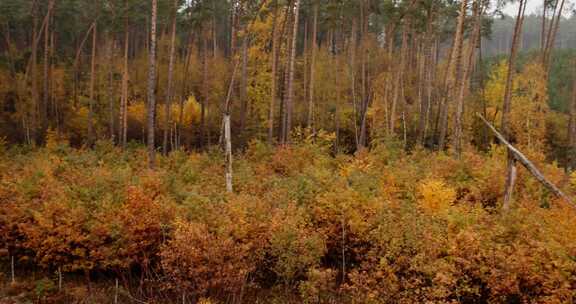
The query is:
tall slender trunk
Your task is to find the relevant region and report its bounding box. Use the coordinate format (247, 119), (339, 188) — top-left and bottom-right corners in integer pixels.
(239, 35), (249, 135)
(268, 0), (279, 145)
(418, 8), (435, 146)
(88, 22), (97, 145)
(42, 0), (54, 132)
(389, 21), (408, 137)
(454, 0), (482, 158)
(31, 2), (39, 144)
(350, 18), (359, 146)
(230, 1), (238, 57)
(120, 9), (129, 149)
(358, 0), (369, 149)
(283, 0), (300, 144)
(107, 33), (115, 140)
(163, 0), (177, 155)
(540, 0), (547, 53)
(438, 0), (468, 151)
(502, 0), (527, 210)
(543, 0), (565, 70)
(569, 60), (576, 170)
(308, 1), (318, 133)
(147, 0), (158, 169)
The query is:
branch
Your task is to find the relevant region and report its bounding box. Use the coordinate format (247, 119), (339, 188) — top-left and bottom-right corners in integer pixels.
(476, 113), (575, 210)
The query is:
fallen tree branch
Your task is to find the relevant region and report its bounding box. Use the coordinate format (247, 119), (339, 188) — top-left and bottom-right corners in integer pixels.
(476, 113), (575, 210)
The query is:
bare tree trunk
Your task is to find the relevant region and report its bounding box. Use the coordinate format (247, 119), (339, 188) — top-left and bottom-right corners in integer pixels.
(120, 9), (129, 149)
(350, 18), (359, 147)
(223, 63), (240, 193)
(438, 0), (468, 151)
(308, 1), (318, 134)
(107, 33), (115, 140)
(147, 0), (158, 169)
(88, 22), (97, 145)
(42, 0), (54, 132)
(224, 114), (233, 192)
(568, 60), (576, 170)
(454, 0), (482, 158)
(283, 0), (300, 144)
(543, 0), (565, 70)
(540, 0), (547, 53)
(358, 0), (369, 149)
(31, 2), (39, 145)
(201, 34), (208, 148)
(239, 35), (249, 135)
(268, 0), (279, 145)
(502, 0), (527, 210)
(417, 8), (435, 146)
(390, 21), (408, 137)
(163, 0), (177, 155)
(478, 114), (575, 209)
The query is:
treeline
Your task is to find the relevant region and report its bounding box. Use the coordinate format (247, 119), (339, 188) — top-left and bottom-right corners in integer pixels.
(483, 13), (576, 56)
(0, 0), (573, 160)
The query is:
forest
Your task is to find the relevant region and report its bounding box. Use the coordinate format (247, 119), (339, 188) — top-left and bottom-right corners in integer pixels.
(1, 0), (576, 303)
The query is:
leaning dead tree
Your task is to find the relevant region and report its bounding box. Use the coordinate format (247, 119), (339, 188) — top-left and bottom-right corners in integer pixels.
(477, 113), (575, 210)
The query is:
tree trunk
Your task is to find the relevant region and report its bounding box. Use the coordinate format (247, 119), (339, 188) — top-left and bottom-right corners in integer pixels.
(390, 21), (408, 137)
(438, 0), (468, 151)
(454, 0), (482, 158)
(268, 0), (279, 145)
(107, 33), (115, 140)
(201, 34), (208, 148)
(224, 114), (233, 192)
(147, 0), (158, 169)
(88, 22), (97, 145)
(163, 0), (177, 155)
(308, 1), (318, 133)
(568, 60), (576, 170)
(239, 35), (249, 135)
(42, 0), (54, 132)
(417, 7), (435, 146)
(502, 0), (527, 210)
(283, 0), (300, 144)
(350, 18), (359, 146)
(478, 114), (575, 209)
(543, 0), (565, 70)
(31, 2), (39, 145)
(120, 8), (129, 149)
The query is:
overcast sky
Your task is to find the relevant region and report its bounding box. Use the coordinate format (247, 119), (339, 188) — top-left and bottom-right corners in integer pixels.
(501, 0), (574, 17)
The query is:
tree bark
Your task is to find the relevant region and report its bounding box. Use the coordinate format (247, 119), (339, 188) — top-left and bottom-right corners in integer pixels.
(390, 21), (408, 137)
(454, 0), (483, 158)
(568, 60), (576, 170)
(308, 1), (318, 134)
(120, 7), (129, 149)
(268, 0), (279, 145)
(478, 113), (575, 209)
(147, 0), (158, 169)
(163, 0), (178, 155)
(239, 35), (249, 135)
(283, 0), (300, 144)
(438, 0), (468, 151)
(502, 0), (527, 210)
(42, 0), (54, 132)
(88, 22), (97, 145)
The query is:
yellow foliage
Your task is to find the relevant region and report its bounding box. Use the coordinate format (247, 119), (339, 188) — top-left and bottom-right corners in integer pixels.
(418, 178), (456, 213)
(484, 60), (549, 149)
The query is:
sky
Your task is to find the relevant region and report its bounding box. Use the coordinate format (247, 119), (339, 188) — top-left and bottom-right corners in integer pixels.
(501, 0), (574, 17)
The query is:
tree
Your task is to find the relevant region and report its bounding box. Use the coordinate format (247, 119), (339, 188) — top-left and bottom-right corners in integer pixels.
(282, 0), (300, 145)
(163, 0), (178, 155)
(501, 0), (528, 210)
(147, 0), (158, 169)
